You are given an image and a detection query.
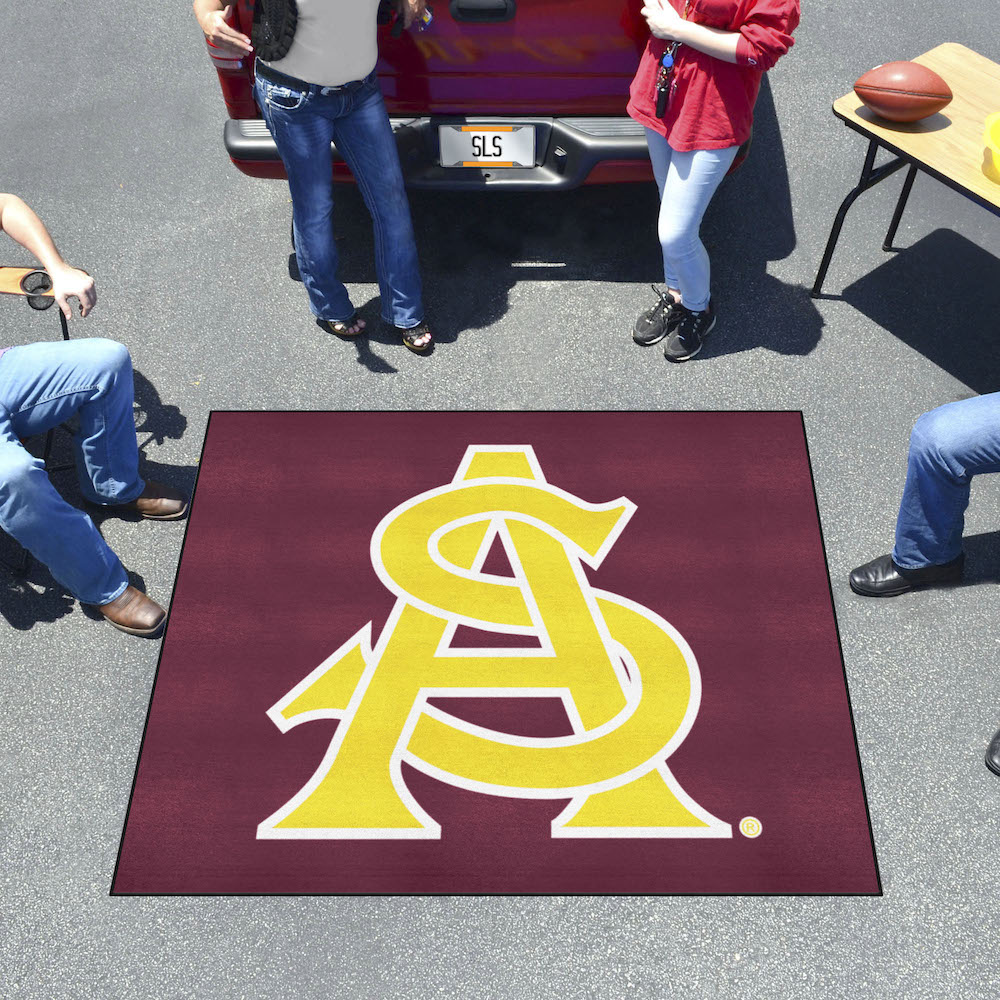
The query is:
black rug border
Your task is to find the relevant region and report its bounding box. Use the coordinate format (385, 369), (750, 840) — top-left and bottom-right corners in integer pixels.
(110, 408), (882, 898)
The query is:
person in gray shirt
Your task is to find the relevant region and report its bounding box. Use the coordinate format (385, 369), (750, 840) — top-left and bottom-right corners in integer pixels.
(195, 0), (433, 353)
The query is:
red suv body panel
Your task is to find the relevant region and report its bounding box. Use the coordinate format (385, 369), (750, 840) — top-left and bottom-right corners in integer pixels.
(213, 1), (663, 186)
(377, 4), (647, 116)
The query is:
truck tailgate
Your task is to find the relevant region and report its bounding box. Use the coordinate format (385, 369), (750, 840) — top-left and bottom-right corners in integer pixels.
(377, 1), (647, 116)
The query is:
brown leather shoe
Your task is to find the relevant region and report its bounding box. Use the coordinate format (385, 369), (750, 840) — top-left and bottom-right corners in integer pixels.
(98, 586), (167, 637)
(114, 480), (188, 520)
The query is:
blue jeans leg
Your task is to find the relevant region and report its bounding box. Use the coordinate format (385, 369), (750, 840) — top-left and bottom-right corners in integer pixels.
(332, 81), (423, 328)
(257, 73), (424, 328)
(645, 129), (738, 312)
(257, 76), (350, 322)
(892, 392), (1000, 568)
(0, 338), (142, 603)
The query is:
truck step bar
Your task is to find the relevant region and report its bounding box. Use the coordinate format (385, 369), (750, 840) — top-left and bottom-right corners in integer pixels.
(224, 115), (650, 190)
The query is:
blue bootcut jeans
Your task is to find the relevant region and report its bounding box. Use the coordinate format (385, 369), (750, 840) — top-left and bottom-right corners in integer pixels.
(0, 338), (143, 605)
(893, 392), (1000, 569)
(255, 66), (424, 329)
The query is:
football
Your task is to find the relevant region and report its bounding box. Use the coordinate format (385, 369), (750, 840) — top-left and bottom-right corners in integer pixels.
(853, 61), (953, 123)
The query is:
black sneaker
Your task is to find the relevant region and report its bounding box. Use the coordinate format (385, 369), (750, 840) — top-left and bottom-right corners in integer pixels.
(632, 285), (682, 346)
(664, 299), (716, 362)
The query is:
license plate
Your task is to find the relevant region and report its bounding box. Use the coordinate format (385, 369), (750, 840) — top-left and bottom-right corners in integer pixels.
(438, 125), (535, 168)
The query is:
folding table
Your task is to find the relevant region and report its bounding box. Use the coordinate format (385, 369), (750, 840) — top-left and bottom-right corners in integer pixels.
(812, 43), (1000, 297)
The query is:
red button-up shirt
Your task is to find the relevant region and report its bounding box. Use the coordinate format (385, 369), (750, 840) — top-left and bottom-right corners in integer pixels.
(627, 0), (799, 151)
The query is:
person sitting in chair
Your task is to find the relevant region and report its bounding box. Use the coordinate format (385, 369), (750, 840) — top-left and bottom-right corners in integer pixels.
(0, 193), (187, 637)
(848, 391), (999, 776)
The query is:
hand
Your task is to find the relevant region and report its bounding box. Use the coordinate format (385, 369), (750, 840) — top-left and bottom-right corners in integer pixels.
(50, 265), (96, 319)
(396, 0), (427, 30)
(197, 4), (252, 57)
(641, 0), (686, 42)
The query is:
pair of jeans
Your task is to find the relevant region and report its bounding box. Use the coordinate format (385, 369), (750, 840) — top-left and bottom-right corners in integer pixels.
(255, 66), (424, 329)
(893, 392), (1000, 569)
(0, 338), (143, 604)
(644, 129), (739, 313)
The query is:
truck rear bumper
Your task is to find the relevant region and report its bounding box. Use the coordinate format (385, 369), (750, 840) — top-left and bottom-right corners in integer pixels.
(224, 115), (653, 189)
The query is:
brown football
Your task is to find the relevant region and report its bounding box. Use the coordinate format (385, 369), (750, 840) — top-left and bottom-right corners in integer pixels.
(854, 61), (953, 122)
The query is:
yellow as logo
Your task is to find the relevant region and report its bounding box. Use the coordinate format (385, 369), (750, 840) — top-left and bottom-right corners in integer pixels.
(258, 446), (730, 840)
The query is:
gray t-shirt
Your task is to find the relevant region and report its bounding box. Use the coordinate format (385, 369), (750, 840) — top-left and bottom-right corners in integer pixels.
(262, 0), (383, 88)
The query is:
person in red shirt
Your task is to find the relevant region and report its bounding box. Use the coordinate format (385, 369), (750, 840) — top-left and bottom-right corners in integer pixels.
(628, 0), (799, 361)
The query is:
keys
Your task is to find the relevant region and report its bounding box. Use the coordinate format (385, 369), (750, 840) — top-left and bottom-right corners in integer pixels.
(656, 84), (669, 118)
(655, 45), (678, 118)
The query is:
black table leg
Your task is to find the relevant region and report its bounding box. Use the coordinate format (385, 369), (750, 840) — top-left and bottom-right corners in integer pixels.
(46, 303), (74, 475)
(883, 164), (918, 251)
(811, 139), (910, 297)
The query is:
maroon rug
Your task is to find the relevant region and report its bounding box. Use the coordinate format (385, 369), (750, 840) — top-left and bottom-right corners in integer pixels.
(113, 412), (879, 895)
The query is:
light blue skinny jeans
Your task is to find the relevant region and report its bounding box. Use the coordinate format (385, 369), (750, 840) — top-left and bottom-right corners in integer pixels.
(256, 66), (424, 329)
(645, 128), (739, 313)
(0, 338), (143, 604)
(893, 392), (1000, 569)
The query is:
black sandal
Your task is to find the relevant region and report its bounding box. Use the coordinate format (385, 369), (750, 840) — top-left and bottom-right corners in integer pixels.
(322, 312), (366, 338)
(397, 321), (433, 354)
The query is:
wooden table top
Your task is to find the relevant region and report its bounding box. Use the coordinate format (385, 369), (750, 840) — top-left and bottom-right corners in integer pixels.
(833, 42), (1000, 212)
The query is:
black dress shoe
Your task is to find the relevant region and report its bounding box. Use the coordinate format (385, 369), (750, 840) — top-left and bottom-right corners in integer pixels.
(848, 552), (964, 597)
(986, 728), (1000, 777)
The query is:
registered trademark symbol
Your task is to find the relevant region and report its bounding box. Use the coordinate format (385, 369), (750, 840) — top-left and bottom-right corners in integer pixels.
(739, 816), (762, 838)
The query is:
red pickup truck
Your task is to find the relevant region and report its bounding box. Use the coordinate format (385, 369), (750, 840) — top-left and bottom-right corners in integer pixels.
(209, 0), (669, 189)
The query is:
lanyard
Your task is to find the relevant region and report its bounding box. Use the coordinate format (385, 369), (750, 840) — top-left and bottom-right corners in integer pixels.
(654, 0), (692, 117)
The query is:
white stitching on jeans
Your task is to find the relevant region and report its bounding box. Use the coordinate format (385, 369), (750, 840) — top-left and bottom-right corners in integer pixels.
(15, 384), (100, 412)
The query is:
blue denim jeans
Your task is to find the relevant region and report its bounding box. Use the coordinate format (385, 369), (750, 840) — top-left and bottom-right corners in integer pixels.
(255, 66), (424, 329)
(893, 392), (1000, 568)
(644, 129), (739, 312)
(0, 338), (144, 604)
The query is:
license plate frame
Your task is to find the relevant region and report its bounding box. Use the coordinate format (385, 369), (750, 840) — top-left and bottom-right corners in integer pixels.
(438, 124), (535, 168)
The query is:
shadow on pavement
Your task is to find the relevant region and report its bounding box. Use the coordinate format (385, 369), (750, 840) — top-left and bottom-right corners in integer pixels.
(315, 75), (821, 362)
(0, 574), (75, 631)
(322, 178), (666, 355)
(133, 368), (187, 451)
(963, 530), (1000, 586)
(841, 229), (1000, 393)
(334, 315), (402, 374)
(703, 75), (824, 360)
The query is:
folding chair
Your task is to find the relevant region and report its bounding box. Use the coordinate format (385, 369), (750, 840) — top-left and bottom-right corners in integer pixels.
(0, 267), (71, 575)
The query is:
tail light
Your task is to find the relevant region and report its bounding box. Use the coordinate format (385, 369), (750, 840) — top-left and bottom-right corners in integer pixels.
(207, 43), (246, 72)
(205, 4), (250, 72)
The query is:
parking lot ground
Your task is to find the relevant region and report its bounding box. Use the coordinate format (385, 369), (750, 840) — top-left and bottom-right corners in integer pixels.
(1, 2), (999, 997)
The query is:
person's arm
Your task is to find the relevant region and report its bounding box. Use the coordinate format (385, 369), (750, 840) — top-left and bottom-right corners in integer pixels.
(0, 194), (96, 319)
(193, 0), (252, 57)
(641, 0), (740, 62)
(641, 0), (797, 70)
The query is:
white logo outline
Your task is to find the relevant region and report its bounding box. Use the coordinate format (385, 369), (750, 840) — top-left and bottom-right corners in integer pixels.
(257, 445), (731, 841)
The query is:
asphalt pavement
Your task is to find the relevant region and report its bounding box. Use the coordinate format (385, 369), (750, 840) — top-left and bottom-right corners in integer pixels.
(1, 1), (999, 997)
